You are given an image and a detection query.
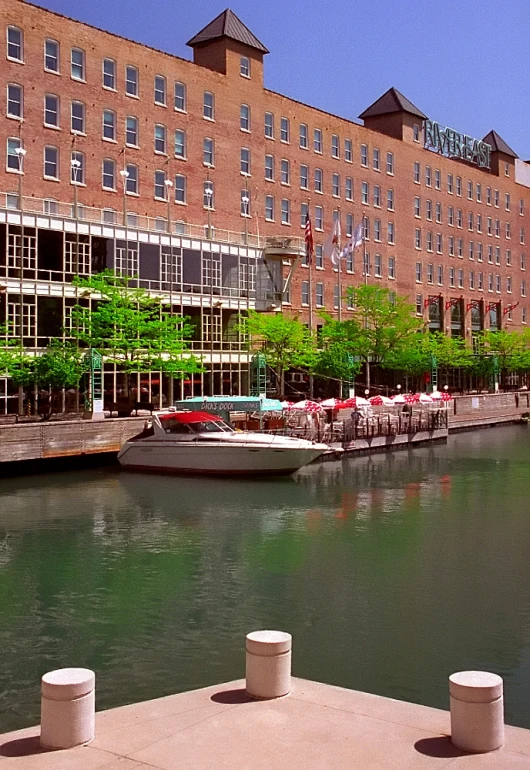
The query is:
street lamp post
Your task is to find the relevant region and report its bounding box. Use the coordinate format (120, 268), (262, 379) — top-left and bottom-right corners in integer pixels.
(119, 169), (129, 227)
(204, 180), (214, 395)
(15, 146), (27, 415)
(164, 177), (174, 404)
(71, 156), (82, 412)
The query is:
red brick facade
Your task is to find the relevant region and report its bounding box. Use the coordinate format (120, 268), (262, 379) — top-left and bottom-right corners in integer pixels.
(3, 0), (530, 333)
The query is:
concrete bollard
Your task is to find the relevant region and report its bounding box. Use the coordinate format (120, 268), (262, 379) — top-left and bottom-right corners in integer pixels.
(40, 668), (95, 749)
(449, 671), (504, 753)
(246, 630), (292, 699)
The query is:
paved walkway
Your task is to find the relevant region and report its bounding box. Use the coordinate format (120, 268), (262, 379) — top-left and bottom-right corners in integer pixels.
(1, 678), (529, 769)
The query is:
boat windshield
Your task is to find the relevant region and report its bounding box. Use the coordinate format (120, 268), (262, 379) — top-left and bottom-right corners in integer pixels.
(188, 421), (234, 433)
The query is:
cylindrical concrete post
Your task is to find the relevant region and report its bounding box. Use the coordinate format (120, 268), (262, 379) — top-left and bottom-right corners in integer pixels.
(449, 671), (504, 753)
(246, 630), (292, 699)
(40, 668), (95, 749)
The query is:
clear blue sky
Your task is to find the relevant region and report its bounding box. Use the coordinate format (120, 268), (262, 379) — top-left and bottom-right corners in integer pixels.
(31, 0), (530, 159)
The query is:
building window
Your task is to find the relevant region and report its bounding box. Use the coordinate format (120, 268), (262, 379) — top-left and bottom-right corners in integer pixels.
(496, 275), (501, 293)
(447, 174), (453, 194)
(315, 244), (323, 269)
(361, 181), (369, 205)
(438, 265), (443, 285)
(203, 137), (214, 167)
(469, 270), (475, 289)
(494, 189), (500, 207)
(522, 280), (526, 297)
(426, 232), (433, 252)
(477, 242), (483, 262)
(521, 227), (526, 245)
(345, 177), (353, 201)
(361, 144), (368, 167)
(373, 148), (380, 170)
(415, 228), (421, 249)
(374, 253), (382, 277)
(425, 166), (432, 186)
(477, 213), (482, 233)
(476, 183), (482, 202)
(426, 200), (432, 220)
(468, 212), (474, 231)
(280, 117), (290, 143)
(102, 109), (116, 141)
(103, 58), (116, 90)
(449, 268), (455, 288)
(169, 83), (185, 116)
(299, 163), (309, 189)
(507, 276), (512, 293)
(44, 198), (59, 215)
(458, 269), (464, 289)
(154, 169), (167, 200)
(457, 209), (463, 228)
(332, 173), (340, 197)
(264, 154), (275, 181)
(125, 163), (138, 194)
(299, 123), (308, 149)
(333, 284), (340, 308)
(427, 263), (434, 284)
(331, 134), (339, 158)
(436, 233), (442, 253)
(344, 138), (352, 162)
(388, 256), (395, 279)
(280, 158), (289, 185)
(44, 145), (59, 179)
(522, 253), (526, 270)
(102, 158), (116, 190)
(316, 282), (324, 307)
(486, 186), (492, 205)
(265, 195), (274, 221)
(414, 196), (420, 217)
(7, 26), (23, 62)
(125, 116), (139, 147)
(478, 271), (483, 290)
(240, 56), (250, 77)
(506, 222), (511, 239)
(154, 75), (166, 106)
(488, 274), (493, 292)
(71, 48), (85, 80)
(495, 219), (500, 238)
(241, 147), (251, 176)
(44, 39), (59, 72)
(7, 83), (23, 119)
(449, 236), (455, 256)
(174, 129), (186, 159)
(415, 294), (423, 315)
(298, 279), (309, 306)
(264, 112), (274, 138)
(281, 198), (290, 225)
(374, 219), (381, 241)
(456, 176), (462, 196)
(413, 124), (420, 142)
(388, 222), (395, 244)
(386, 151), (394, 174)
(71, 151), (85, 185)
(315, 206), (323, 230)
(174, 174), (186, 204)
(314, 168), (323, 194)
(520, 199), (525, 216)
(345, 213), (353, 236)
(71, 100), (85, 133)
(126, 65), (138, 97)
(416, 262), (422, 282)
(457, 238), (463, 258)
(372, 184), (380, 207)
(387, 189), (394, 210)
(154, 124), (167, 154)
(414, 161), (420, 183)
(240, 103), (251, 132)
(436, 202), (442, 223)
(314, 128), (322, 153)
(203, 91), (215, 120)
(434, 170), (441, 190)
(523, 307), (527, 323)
(469, 241), (474, 260)
(203, 180), (214, 209)
(300, 201), (309, 230)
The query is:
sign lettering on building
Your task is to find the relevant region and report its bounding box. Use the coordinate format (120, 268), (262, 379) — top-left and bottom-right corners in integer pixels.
(423, 119), (491, 169)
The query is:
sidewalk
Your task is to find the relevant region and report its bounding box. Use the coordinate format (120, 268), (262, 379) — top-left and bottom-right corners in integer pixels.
(1, 678), (529, 769)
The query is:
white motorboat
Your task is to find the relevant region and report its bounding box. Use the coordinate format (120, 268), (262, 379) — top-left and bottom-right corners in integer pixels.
(117, 410), (329, 476)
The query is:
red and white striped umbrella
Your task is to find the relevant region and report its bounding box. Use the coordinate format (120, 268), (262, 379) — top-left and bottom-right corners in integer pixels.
(339, 396), (369, 409)
(320, 397), (344, 409)
(403, 393), (419, 404)
(291, 399), (324, 413)
(430, 391), (443, 401)
(441, 392), (453, 402)
(418, 393), (433, 404)
(392, 394), (406, 404)
(280, 401), (295, 410)
(368, 395), (394, 407)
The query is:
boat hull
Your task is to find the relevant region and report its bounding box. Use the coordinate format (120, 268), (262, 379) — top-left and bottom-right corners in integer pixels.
(117, 442), (325, 476)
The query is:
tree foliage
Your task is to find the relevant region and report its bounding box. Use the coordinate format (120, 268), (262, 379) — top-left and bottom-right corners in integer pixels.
(70, 271), (202, 378)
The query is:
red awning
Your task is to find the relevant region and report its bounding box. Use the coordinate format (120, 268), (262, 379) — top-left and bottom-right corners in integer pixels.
(158, 411), (222, 423)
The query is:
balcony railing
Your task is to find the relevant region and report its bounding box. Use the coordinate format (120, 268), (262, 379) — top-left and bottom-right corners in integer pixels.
(1, 191), (305, 252)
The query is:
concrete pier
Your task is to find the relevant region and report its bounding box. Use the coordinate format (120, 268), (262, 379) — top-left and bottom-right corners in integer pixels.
(1, 678), (529, 768)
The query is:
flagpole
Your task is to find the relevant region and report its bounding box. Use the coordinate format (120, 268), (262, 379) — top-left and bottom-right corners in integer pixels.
(337, 207), (342, 322)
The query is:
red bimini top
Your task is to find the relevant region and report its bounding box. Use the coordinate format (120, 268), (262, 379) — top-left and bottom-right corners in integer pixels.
(158, 411), (223, 424)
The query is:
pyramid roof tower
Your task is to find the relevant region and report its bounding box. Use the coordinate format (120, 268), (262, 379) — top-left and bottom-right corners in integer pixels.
(359, 87), (426, 121)
(187, 9), (269, 54)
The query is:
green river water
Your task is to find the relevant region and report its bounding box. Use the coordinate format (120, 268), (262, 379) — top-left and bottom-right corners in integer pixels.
(1, 425), (530, 731)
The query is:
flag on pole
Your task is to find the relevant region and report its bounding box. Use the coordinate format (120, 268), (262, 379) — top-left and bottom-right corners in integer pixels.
(341, 222), (364, 260)
(304, 213), (314, 265)
(323, 216), (341, 266)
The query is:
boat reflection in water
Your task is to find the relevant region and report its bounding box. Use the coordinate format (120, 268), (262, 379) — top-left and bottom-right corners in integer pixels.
(117, 411), (329, 476)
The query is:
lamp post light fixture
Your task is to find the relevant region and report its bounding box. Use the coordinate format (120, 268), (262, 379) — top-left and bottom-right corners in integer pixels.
(119, 169), (129, 226)
(164, 178), (173, 234)
(364, 388), (370, 397)
(444, 384), (449, 392)
(241, 191), (250, 245)
(204, 182), (213, 240)
(71, 157), (81, 219)
(397, 384), (402, 391)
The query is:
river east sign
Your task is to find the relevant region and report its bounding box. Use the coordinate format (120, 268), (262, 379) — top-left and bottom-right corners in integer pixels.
(423, 119), (491, 169)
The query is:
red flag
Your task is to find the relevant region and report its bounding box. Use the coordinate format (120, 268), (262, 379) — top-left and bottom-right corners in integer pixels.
(305, 213), (314, 264)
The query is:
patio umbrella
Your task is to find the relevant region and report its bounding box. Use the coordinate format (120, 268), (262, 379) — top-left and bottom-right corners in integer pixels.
(369, 395), (394, 406)
(339, 396), (369, 409)
(321, 397), (344, 409)
(441, 392), (453, 402)
(291, 399), (324, 412)
(391, 394), (406, 404)
(418, 393), (433, 404)
(280, 401), (294, 410)
(430, 391), (443, 401)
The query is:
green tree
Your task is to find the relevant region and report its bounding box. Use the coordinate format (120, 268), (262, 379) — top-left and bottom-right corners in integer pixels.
(342, 285), (424, 387)
(388, 332), (474, 389)
(34, 340), (85, 390)
(239, 310), (317, 395)
(70, 271), (202, 396)
(314, 314), (362, 385)
(483, 329), (530, 381)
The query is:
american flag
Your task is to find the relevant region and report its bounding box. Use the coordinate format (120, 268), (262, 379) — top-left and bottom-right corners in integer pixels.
(304, 213), (314, 264)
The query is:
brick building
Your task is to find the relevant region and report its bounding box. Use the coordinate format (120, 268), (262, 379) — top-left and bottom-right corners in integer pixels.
(1, 0), (530, 409)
